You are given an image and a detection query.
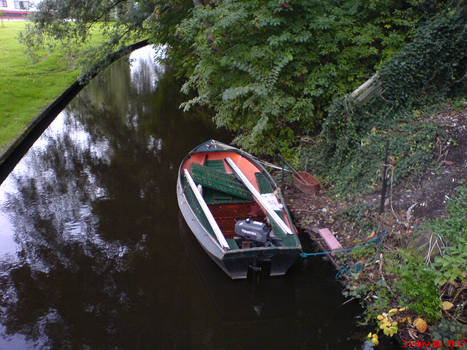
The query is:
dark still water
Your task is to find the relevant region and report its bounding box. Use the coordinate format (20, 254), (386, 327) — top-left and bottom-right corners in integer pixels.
(0, 47), (393, 350)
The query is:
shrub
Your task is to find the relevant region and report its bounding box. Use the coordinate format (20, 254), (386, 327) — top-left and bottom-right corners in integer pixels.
(177, 0), (442, 155)
(431, 319), (467, 344)
(302, 6), (466, 195)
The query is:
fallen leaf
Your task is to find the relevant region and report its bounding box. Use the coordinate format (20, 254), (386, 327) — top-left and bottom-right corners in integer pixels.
(442, 301), (454, 311)
(414, 318), (428, 333)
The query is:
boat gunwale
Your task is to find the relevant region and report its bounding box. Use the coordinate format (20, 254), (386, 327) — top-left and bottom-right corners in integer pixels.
(176, 174), (227, 256)
(177, 140), (301, 254)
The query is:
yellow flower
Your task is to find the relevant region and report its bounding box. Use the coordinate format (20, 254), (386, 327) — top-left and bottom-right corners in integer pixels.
(371, 334), (379, 345)
(377, 315), (384, 321)
(399, 307), (407, 312)
(388, 308), (398, 316)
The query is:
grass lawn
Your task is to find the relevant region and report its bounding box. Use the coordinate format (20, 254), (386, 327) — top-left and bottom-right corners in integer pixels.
(0, 21), (82, 155)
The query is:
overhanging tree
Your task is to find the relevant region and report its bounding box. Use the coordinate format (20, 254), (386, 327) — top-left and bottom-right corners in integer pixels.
(20, 0), (194, 81)
(177, 0), (447, 155)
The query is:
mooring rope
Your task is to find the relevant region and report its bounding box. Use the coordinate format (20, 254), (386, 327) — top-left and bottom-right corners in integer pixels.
(300, 229), (388, 258)
(300, 229), (389, 279)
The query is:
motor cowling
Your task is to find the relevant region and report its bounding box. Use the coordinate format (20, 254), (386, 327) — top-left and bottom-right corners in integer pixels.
(234, 219), (271, 246)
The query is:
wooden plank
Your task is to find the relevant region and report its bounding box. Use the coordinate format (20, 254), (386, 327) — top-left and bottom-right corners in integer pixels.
(318, 228), (342, 251)
(184, 169), (230, 250)
(305, 227), (345, 280)
(191, 163), (252, 200)
(225, 157), (293, 235)
(350, 73), (382, 103)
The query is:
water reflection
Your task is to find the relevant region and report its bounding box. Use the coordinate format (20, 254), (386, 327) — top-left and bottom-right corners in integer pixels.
(0, 45), (229, 349)
(0, 46), (394, 349)
(130, 45), (165, 93)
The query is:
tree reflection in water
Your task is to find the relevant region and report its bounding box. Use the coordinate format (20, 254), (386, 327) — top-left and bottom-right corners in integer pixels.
(0, 47), (230, 349)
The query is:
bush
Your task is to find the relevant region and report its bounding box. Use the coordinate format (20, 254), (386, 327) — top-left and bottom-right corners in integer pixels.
(177, 0), (442, 155)
(302, 6), (466, 195)
(387, 188), (466, 323)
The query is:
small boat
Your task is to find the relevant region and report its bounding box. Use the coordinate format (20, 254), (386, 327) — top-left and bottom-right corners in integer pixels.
(176, 140), (302, 279)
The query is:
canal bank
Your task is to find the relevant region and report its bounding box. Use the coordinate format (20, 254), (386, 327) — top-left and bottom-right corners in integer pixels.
(278, 106), (467, 346)
(0, 21), (81, 154)
(0, 35), (148, 181)
(0, 21), (145, 157)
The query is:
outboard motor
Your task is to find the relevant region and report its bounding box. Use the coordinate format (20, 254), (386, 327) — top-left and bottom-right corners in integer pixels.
(234, 218), (281, 247)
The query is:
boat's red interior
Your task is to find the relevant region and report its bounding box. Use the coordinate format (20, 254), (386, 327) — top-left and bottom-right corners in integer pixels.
(208, 202), (266, 238)
(182, 151), (262, 192)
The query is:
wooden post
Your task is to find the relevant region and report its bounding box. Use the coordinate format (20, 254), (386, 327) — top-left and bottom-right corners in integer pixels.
(379, 139), (390, 214)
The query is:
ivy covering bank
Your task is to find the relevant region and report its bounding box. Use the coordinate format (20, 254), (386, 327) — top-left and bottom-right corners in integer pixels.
(302, 5), (466, 195)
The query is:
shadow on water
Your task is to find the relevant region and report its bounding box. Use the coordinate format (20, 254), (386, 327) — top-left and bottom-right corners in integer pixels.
(0, 46), (396, 349)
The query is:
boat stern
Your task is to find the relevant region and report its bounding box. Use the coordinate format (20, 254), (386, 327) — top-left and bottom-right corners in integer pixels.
(220, 247), (301, 279)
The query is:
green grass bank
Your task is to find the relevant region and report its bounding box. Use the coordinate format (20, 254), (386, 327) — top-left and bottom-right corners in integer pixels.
(0, 21), (81, 154)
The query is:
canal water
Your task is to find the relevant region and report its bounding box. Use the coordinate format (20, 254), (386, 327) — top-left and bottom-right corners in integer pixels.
(0, 47), (396, 349)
